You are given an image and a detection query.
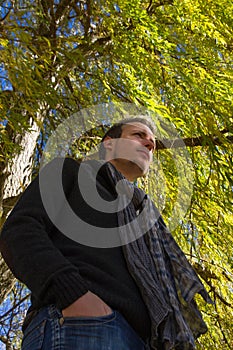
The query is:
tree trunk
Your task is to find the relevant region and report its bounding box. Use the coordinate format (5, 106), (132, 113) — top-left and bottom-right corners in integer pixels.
(0, 116), (41, 304)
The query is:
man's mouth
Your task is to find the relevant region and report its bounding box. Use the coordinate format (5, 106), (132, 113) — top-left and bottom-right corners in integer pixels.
(137, 149), (150, 160)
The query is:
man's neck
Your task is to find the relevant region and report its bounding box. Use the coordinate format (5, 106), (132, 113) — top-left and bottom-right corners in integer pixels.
(108, 159), (141, 182)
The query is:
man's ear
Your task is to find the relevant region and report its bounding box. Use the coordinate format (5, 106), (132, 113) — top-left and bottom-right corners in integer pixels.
(103, 136), (113, 151)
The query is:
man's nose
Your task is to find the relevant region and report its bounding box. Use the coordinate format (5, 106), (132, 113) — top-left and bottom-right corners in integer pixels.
(142, 138), (154, 151)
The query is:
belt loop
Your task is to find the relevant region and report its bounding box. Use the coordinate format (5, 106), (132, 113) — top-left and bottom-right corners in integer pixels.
(48, 304), (63, 319)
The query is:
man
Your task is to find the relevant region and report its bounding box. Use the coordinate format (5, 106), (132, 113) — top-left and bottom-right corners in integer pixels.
(0, 117), (211, 350)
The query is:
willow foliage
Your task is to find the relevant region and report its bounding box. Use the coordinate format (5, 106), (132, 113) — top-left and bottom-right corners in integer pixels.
(0, 0), (233, 349)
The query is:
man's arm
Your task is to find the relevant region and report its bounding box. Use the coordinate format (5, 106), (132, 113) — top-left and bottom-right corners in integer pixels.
(0, 158), (111, 316)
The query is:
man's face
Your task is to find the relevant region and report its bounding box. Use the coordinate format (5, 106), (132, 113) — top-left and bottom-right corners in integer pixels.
(107, 122), (155, 179)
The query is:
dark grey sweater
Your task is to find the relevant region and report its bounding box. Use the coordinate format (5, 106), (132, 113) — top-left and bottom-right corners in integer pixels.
(0, 158), (151, 341)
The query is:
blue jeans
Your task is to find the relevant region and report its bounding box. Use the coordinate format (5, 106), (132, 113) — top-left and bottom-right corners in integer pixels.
(21, 305), (149, 349)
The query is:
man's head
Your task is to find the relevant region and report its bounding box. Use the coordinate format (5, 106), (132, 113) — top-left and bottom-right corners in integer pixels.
(99, 117), (155, 181)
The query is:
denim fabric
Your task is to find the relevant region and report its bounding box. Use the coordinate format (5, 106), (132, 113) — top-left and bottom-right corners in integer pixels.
(21, 305), (149, 350)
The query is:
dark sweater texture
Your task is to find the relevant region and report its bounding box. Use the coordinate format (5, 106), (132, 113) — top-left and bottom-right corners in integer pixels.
(0, 158), (151, 340)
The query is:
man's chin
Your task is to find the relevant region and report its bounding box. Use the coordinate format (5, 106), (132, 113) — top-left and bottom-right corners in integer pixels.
(130, 162), (149, 178)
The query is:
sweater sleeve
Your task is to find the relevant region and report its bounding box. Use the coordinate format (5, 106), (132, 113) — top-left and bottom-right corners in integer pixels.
(0, 157), (89, 310)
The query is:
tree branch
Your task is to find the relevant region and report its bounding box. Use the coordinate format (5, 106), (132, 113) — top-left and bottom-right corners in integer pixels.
(55, 0), (73, 22)
(0, 293), (30, 320)
(155, 134), (233, 150)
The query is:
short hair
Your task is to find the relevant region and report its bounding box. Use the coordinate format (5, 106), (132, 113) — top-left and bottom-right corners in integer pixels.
(99, 117), (155, 159)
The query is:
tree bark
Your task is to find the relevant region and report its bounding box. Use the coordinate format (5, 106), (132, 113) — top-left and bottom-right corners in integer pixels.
(0, 116), (41, 304)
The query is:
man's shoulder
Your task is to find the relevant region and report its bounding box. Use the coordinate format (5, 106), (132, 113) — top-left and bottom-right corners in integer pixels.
(40, 156), (80, 172)
(39, 157), (105, 186)
(40, 157), (102, 172)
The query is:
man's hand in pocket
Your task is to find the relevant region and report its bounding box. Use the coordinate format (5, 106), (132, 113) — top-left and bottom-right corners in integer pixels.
(62, 291), (112, 317)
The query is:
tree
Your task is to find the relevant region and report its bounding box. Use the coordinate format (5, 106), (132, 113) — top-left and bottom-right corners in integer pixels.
(0, 0), (233, 349)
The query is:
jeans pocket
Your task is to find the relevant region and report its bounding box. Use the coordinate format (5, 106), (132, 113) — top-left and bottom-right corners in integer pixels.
(21, 316), (47, 350)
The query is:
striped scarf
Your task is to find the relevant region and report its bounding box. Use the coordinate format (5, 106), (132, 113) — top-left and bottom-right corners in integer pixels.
(104, 162), (213, 350)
